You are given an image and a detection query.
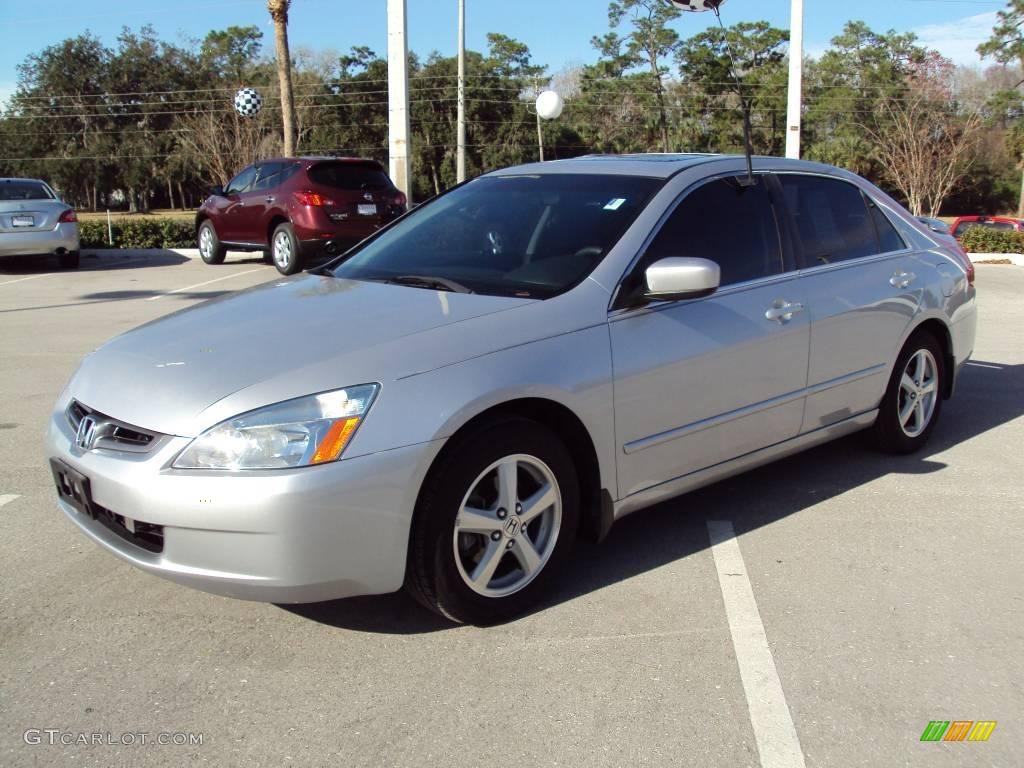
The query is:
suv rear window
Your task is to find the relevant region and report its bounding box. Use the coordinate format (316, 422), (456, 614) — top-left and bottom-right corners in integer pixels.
(954, 220), (1014, 236)
(0, 181), (54, 201)
(308, 162), (391, 191)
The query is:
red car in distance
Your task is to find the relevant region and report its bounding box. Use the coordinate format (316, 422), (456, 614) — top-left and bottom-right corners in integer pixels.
(949, 215), (1024, 241)
(196, 157), (407, 275)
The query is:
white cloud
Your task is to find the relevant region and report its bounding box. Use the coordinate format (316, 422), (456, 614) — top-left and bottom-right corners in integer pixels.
(914, 11), (999, 66)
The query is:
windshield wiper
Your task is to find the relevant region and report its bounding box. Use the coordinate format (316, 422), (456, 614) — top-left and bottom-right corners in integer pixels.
(391, 275), (474, 294)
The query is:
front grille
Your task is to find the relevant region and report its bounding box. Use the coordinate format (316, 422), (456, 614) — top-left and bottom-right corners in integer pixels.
(66, 400), (160, 454)
(92, 502), (164, 553)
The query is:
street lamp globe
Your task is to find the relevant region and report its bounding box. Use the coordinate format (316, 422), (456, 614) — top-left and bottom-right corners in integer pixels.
(536, 91), (564, 121)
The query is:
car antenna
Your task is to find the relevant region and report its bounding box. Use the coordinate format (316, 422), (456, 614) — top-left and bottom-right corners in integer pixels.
(711, 4), (757, 187)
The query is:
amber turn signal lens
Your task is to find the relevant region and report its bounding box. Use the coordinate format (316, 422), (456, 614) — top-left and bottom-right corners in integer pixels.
(311, 417), (360, 464)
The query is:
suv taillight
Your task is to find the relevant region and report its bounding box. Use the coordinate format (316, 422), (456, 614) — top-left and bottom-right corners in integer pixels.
(391, 191), (407, 209)
(294, 191), (336, 207)
(58, 209), (77, 223)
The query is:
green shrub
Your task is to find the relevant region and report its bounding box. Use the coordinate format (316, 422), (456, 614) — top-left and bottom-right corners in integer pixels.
(79, 218), (195, 249)
(959, 226), (1024, 254)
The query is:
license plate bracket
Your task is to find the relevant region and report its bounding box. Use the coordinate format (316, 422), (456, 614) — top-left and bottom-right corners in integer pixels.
(50, 459), (95, 518)
(12, 215), (34, 227)
(357, 203), (377, 216)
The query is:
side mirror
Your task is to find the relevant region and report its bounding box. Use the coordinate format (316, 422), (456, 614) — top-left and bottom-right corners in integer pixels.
(209, 185), (225, 197)
(644, 257), (720, 302)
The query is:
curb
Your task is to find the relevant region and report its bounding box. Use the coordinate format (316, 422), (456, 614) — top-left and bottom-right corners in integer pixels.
(968, 252), (1024, 267)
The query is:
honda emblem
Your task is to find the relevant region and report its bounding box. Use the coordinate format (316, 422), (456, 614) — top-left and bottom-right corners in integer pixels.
(76, 415), (98, 450)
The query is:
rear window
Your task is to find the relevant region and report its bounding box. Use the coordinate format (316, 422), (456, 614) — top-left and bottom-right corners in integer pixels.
(308, 162), (391, 191)
(954, 220), (1014, 236)
(0, 181), (54, 201)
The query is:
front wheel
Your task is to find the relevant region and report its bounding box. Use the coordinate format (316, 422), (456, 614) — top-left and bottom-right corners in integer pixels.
(406, 418), (580, 625)
(197, 221), (226, 265)
(270, 222), (302, 275)
(874, 332), (945, 454)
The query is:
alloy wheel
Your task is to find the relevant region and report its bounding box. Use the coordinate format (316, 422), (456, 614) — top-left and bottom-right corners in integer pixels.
(453, 454), (562, 598)
(199, 227), (213, 259)
(898, 349), (938, 438)
(274, 231), (292, 270)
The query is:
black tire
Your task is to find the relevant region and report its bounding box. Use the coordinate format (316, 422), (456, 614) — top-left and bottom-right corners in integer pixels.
(406, 417), (580, 625)
(197, 220), (226, 265)
(270, 222), (302, 275)
(873, 331), (946, 454)
(262, 249), (274, 265)
(58, 250), (79, 269)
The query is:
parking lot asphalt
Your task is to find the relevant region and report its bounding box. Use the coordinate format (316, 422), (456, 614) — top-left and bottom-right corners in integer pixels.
(1, 254), (1021, 767)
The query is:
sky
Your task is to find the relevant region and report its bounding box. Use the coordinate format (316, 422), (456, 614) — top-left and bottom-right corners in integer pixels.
(0, 0), (1009, 106)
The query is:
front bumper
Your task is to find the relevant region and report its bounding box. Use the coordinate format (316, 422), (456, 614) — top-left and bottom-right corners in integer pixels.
(46, 403), (442, 603)
(0, 223), (79, 257)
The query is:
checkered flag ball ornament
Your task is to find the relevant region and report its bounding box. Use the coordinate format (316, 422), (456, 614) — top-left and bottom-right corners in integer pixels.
(233, 87), (263, 118)
(668, 0), (726, 11)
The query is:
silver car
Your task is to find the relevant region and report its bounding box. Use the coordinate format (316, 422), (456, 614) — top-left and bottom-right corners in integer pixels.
(0, 178), (80, 268)
(46, 155), (977, 624)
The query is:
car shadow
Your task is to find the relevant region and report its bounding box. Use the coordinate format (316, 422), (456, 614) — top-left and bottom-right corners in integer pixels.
(0, 290), (233, 314)
(279, 360), (1023, 634)
(0, 250), (193, 274)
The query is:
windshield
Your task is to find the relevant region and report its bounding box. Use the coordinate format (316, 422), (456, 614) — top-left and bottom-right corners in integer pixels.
(329, 173), (662, 298)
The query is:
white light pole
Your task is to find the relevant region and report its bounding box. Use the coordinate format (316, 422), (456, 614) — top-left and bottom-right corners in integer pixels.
(457, 0), (466, 182)
(785, 0), (804, 159)
(387, 0), (412, 199)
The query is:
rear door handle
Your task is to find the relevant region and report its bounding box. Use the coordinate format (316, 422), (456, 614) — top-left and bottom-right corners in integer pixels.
(765, 301), (805, 323)
(265, 196), (275, 204)
(890, 271), (915, 289)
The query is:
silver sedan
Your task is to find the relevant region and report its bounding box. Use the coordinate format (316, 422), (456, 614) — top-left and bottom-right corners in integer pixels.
(0, 178), (80, 268)
(46, 155), (977, 624)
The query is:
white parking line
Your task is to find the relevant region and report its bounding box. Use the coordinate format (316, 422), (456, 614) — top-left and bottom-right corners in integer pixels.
(0, 274), (54, 287)
(707, 520), (806, 768)
(145, 268), (265, 301)
(0, 494), (21, 508)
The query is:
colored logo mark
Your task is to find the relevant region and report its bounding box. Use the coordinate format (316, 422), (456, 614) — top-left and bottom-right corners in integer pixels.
(920, 721), (996, 742)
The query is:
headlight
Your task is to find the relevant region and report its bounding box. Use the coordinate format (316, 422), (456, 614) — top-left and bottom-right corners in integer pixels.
(173, 384), (379, 470)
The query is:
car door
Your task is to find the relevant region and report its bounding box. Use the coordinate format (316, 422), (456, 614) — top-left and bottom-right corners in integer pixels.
(217, 165), (258, 242)
(242, 162), (283, 246)
(609, 175), (810, 499)
(776, 173), (921, 432)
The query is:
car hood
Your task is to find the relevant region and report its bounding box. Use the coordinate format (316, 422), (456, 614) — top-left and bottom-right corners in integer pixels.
(69, 274), (535, 437)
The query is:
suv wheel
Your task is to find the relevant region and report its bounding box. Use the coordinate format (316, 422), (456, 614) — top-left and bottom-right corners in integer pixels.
(406, 418), (580, 625)
(271, 222), (302, 275)
(197, 221), (226, 265)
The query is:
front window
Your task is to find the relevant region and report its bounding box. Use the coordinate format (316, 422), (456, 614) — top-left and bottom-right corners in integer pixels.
(329, 174), (662, 298)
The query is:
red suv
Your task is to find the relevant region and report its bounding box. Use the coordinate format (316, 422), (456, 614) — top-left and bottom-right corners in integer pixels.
(196, 157), (407, 274)
(949, 215), (1023, 241)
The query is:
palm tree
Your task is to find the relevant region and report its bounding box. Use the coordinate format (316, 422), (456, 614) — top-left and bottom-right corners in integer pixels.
(267, 0), (296, 155)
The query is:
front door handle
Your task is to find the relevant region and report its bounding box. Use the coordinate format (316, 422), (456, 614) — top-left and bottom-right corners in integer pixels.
(890, 271), (915, 289)
(265, 196), (275, 204)
(765, 301), (805, 323)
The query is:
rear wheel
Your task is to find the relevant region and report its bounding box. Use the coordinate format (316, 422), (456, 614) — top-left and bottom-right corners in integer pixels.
(874, 331), (945, 454)
(271, 222), (302, 275)
(58, 250), (79, 269)
(406, 418), (580, 625)
(197, 221), (226, 265)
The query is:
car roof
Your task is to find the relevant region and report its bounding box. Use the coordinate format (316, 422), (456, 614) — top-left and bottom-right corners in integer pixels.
(485, 153), (851, 180)
(0, 177), (48, 184)
(953, 215), (1021, 223)
(256, 156), (383, 165)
